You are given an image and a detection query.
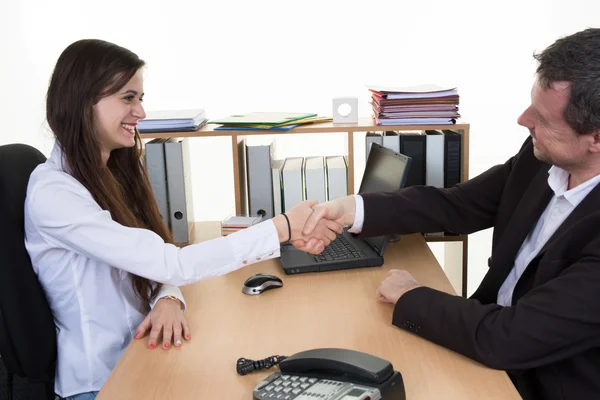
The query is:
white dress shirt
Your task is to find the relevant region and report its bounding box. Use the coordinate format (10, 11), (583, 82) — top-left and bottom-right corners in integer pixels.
(497, 166), (600, 306)
(24, 143), (280, 397)
(348, 194), (365, 234)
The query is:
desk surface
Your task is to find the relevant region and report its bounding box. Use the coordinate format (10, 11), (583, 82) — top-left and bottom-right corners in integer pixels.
(97, 223), (519, 399)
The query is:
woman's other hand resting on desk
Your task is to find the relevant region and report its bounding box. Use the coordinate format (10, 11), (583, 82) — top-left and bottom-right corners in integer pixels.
(134, 296), (190, 350)
(272, 200), (343, 254)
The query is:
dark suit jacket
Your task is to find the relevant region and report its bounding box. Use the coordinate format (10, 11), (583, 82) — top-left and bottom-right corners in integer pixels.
(359, 137), (600, 400)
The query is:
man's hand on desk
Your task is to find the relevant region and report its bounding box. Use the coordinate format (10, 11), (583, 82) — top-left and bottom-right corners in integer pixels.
(290, 196), (356, 254)
(134, 297), (191, 350)
(376, 270), (422, 304)
(274, 200), (344, 254)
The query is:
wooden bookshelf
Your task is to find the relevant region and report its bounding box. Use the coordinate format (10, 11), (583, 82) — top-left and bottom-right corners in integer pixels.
(141, 118), (471, 296)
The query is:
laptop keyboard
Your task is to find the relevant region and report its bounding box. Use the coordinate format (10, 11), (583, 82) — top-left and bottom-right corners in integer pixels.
(313, 234), (366, 263)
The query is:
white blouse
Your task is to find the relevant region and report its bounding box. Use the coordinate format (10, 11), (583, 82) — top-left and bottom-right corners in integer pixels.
(24, 143), (280, 397)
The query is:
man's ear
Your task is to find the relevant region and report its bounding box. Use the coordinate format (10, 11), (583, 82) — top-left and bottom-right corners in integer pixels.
(589, 131), (600, 153)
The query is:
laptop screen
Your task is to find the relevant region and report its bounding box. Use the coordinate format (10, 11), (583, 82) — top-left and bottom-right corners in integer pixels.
(358, 143), (412, 254)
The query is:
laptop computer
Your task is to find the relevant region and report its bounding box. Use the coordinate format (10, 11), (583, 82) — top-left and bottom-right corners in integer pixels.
(279, 143), (412, 274)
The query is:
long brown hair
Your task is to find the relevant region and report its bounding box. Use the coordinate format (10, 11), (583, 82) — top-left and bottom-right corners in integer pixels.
(46, 39), (172, 306)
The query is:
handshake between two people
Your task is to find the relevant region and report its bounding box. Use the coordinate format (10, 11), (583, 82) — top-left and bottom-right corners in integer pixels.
(271, 196), (422, 304)
(271, 196), (356, 255)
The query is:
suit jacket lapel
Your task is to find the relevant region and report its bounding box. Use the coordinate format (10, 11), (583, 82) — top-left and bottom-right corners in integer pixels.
(479, 165), (553, 301)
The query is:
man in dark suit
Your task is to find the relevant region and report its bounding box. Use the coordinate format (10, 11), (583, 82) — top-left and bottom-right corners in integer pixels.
(295, 28), (600, 399)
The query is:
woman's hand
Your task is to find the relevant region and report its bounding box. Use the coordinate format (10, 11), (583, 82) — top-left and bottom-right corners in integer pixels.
(134, 297), (191, 350)
(272, 200), (343, 254)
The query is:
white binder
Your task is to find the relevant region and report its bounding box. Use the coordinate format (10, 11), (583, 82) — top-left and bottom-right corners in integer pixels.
(326, 156), (348, 201)
(282, 157), (305, 212)
(164, 138), (195, 244)
(144, 138), (170, 230)
(304, 156), (326, 204)
(245, 138), (276, 219)
(425, 130), (445, 188)
(271, 159), (285, 216)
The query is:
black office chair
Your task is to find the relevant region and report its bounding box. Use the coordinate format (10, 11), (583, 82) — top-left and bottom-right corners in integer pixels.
(0, 144), (57, 400)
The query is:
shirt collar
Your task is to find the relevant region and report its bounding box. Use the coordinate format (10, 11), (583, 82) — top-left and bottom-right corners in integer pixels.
(547, 165), (600, 207)
(48, 141), (71, 174)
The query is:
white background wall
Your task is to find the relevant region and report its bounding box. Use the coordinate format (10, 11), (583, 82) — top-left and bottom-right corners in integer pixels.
(1, 0), (599, 295)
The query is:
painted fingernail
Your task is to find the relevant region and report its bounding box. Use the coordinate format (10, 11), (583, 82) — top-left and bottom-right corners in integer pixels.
(175, 340), (182, 346)
(149, 343), (155, 349)
(134, 332), (140, 339)
(164, 343), (170, 349)
(185, 334), (191, 340)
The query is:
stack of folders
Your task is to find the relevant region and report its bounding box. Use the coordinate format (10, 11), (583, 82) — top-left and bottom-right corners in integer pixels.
(144, 138), (195, 245)
(367, 84), (460, 125)
(221, 215), (263, 236)
(138, 109), (207, 132)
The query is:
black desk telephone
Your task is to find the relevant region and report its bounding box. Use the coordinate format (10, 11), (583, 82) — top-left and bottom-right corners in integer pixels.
(247, 348), (405, 400)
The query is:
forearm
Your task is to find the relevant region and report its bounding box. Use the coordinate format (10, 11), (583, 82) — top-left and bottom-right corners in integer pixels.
(392, 275), (600, 371)
(360, 162), (512, 237)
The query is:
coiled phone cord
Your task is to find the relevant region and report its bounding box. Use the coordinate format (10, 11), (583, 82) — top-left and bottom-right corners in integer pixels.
(236, 355), (288, 375)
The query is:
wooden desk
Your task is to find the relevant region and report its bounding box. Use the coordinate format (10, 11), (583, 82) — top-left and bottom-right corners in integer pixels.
(97, 223), (519, 399)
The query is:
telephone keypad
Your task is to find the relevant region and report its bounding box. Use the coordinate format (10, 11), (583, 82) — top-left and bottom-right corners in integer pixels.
(253, 372), (379, 400)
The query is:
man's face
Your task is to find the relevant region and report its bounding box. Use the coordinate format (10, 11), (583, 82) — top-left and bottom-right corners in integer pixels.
(517, 81), (591, 170)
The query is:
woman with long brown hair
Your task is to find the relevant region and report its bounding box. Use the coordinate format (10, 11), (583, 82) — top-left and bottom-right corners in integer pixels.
(24, 39), (340, 400)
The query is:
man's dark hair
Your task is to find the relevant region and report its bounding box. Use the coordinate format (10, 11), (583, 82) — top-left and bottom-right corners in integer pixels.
(534, 28), (600, 135)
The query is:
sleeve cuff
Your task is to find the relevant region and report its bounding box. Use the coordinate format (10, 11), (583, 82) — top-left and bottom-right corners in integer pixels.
(229, 220), (281, 267)
(150, 284), (187, 311)
(348, 194), (364, 233)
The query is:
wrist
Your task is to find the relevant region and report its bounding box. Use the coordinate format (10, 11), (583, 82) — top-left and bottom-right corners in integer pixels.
(340, 196), (356, 226)
(272, 215), (290, 242)
(158, 295), (182, 308)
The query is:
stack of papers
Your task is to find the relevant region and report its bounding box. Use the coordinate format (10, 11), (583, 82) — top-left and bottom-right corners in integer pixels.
(221, 215), (263, 236)
(209, 112), (331, 131)
(138, 109), (207, 133)
(367, 85), (460, 125)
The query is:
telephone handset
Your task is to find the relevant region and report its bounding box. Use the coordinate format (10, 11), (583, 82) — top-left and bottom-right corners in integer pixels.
(252, 348), (405, 400)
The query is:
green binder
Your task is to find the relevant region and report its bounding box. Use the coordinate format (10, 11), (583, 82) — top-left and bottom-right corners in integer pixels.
(208, 112), (317, 126)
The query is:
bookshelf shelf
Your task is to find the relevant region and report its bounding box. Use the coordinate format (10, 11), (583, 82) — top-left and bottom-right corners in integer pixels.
(142, 118), (470, 296)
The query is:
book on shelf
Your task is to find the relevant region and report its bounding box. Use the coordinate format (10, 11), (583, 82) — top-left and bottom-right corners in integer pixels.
(138, 109), (206, 132)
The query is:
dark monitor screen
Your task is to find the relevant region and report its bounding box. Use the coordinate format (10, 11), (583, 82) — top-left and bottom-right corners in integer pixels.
(358, 143), (412, 254)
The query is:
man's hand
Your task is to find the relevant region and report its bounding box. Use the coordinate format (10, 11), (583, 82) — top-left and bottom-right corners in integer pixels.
(376, 270), (422, 304)
(134, 297), (191, 350)
(272, 200), (343, 254)
(303, 196), (356, 235)
(290, 196), (356, 253)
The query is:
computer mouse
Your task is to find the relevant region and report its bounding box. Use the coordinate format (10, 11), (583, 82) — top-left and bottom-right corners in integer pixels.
(242, 273), (283, 295)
